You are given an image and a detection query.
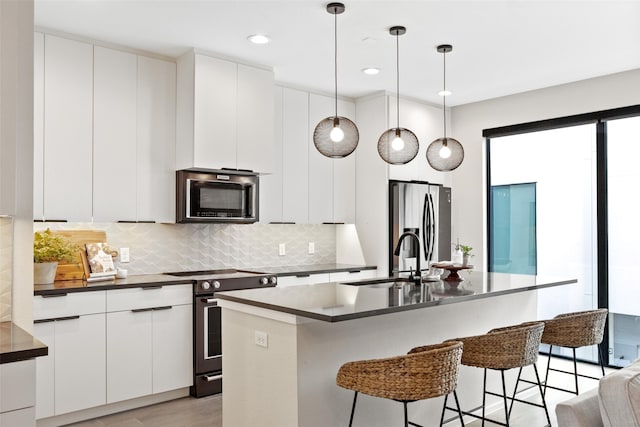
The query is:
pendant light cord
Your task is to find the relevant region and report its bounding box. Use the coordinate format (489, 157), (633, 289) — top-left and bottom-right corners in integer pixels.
(442, 49), (447, 138)
(334, 10), (338, 118)
(396, 31), (400, 130)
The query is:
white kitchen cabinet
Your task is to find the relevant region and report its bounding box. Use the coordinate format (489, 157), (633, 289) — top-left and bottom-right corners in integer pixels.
(177, 52), (274, 172)
(42, 35), (94, 221)
(93, 46), (138, 222)
(259, 86), (285, 223)
(137, 56), (177, 223)
(33, 32), (44, 220)
(106, 285), (192, 403)
(282, 87), (310, 223)
(0, 359), (36, 427)
(33, 291), (107, 419)
(276, 273), (330, 287)
(328, 269), (378, 283)
(308, 93), (356, 224)
(237, 64), (275, 173)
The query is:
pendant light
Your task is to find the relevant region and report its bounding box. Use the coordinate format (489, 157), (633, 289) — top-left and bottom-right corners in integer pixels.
(313, 2), (359, 158)
(377, 26), (419, 165)
(426, 44), (464, 171)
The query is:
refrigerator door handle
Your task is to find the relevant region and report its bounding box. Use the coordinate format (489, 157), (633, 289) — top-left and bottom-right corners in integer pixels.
(423, 193), (431, 263)
(427, 193), (436, 263)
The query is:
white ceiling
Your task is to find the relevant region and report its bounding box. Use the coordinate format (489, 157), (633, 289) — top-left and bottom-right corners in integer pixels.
(34, 0), (640, 106)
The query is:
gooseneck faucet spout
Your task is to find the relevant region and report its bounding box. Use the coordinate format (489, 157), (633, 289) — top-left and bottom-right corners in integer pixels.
(394, 231), (421, 286)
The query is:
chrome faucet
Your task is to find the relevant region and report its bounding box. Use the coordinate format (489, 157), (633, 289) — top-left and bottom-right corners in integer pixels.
(394, 231), (421, 286)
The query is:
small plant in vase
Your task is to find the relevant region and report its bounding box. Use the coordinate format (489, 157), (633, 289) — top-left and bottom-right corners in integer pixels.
(34, 229), (80, 285)
(460, 245), (474, 266)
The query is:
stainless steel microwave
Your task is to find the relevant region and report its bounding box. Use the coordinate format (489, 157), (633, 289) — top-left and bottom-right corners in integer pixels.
(176, 169), (259, 223)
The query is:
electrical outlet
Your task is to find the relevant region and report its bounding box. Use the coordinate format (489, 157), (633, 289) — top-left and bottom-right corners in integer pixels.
(119, 247), (130, 263)
(255, 330), (268, 348)
(279, 243), (286, 256)
(308, 242), (315, 254)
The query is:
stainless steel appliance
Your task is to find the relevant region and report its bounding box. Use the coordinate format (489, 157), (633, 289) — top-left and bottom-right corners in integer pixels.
(165, 269), (277, 397)
(389, 180), (452, 276)
(176, 168), (259, 223)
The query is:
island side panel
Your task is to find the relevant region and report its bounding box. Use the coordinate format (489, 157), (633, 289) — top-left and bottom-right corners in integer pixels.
(296, 290), (538, 427)
(221, 308), (299, 427)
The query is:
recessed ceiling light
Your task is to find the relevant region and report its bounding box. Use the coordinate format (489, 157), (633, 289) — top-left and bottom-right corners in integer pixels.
(438, 90), (452, 97)
(362, 67), (380, 75)
(247, 34), (270, 45)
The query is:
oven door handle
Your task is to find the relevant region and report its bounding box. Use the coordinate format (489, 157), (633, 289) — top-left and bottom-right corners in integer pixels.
(201, 298), (218, 305)
(202, 374), (223, 382)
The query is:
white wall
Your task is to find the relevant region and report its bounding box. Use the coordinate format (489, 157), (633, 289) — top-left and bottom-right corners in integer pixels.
(451, 68), (640, 271)
(0, 0), (34, 330)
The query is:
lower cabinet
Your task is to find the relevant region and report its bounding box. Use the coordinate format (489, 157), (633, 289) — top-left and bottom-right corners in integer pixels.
(106, 304), (192, 403)
(34, 293), (107, 419)
(0, 359), (36, 427)
(33, 285), (192, 421)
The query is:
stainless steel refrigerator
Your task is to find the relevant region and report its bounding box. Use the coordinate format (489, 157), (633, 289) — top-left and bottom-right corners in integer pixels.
(389, 180), (452, 276)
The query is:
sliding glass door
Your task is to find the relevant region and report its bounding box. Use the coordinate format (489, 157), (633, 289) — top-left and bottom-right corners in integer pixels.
(606, 116), (640, 367)
(488, 124), (599, 362)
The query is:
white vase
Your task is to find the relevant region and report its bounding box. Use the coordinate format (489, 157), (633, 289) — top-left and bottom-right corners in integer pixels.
(34, 261), (58, 285)
(462, 254), (470, 266)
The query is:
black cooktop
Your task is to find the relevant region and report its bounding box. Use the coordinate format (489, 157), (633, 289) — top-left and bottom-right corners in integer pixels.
(164, 269), (269, 281)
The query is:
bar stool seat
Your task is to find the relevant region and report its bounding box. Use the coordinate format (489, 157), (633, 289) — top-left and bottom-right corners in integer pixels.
(336, 341), (465, 427)
(540, 308), (608, 396)
(442, 321), (550, 427)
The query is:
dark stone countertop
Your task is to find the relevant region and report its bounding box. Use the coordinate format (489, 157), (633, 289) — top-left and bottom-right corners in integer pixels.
(0, 321), (48, 364)
(256, 263), (377, 277)
(216, 272), (577, 322)
(34, 274), (193, 296)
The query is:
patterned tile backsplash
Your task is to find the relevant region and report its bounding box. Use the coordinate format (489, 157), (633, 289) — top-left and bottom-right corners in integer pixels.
(0, 217), (13, 322)
(33, 222), (337, 274)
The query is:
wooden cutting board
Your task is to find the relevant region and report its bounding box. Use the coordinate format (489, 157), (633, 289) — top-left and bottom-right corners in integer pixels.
(50, 230), (107, 281)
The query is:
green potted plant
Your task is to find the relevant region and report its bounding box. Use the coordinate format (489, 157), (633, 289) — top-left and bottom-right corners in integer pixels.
(33, 229), (80, 285)
(460, 244), (474, 266)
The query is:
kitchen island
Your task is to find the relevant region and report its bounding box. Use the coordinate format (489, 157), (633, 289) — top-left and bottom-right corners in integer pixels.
(217, 272), (576, 427)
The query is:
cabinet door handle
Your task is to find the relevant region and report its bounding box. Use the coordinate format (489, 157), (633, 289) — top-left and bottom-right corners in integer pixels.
(348, 270), (362, 274)
(295, 274), (311, 278)
(41, 293), (68, 298)
(131, 308), (154, 313)
(142, 285), (163, 290)
(152, 306), (173, 311)
(35, 315), (80, 324)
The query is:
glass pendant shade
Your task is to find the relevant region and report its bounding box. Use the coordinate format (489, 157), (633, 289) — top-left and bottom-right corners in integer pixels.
(426, 44), (464, 171)
(426, 137), (464, 171)
(314, 116), (359, 158)
(313, 2), (359, 158)
(378, 127), (419, 164)
(378, 25), (419, 165)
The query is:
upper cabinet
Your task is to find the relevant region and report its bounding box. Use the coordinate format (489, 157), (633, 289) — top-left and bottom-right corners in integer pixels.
(38, 35), (94, 222)
(176, 51), (275, 173)
(34, 33), (176, 222)
(261, 86), (356, 224)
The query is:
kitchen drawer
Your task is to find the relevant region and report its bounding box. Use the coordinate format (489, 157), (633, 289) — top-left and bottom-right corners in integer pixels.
(34, 291), (106, 320)
(0, 359), (35, 413)
(277, 273), (330, 287)
(106, 284), (192, 312)
(329, 269), (378, 283)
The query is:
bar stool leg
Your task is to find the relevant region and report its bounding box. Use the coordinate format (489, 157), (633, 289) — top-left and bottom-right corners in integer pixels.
(572, 348), (579, 395)
(404, 401), (409, 427)
(544, 344), (553, 397)
(482, 368), (487, 427)
(500, 370), (510, 427)
(508, 367), (523, 418)
(598, 343), (606, 376)
(439, 394), (449, 426)
(533, 363), (552, 427)
(348, 391), (358, 427)
(453, 390), (465, 426)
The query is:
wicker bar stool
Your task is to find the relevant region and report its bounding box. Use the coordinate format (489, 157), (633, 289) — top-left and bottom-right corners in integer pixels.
(539, 308), (608, 396)
(336, 341), (465, 427)
(442, 322), (550, 427)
